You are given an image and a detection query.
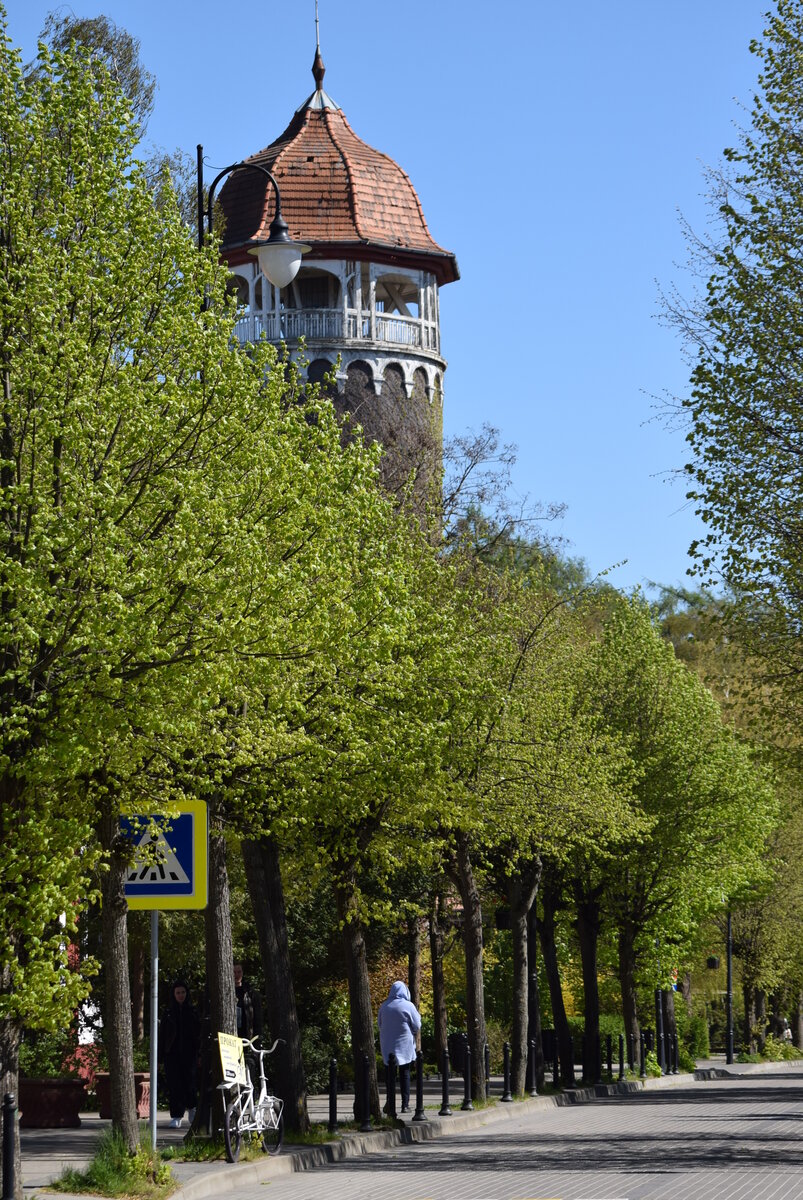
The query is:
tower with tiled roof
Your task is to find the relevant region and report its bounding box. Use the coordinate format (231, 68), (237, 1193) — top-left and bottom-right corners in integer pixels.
(217, 36), (458, 495)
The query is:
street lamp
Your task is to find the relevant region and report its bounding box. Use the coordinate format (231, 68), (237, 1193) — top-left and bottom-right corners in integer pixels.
(196, 144), (309, 289)
(726, 909), (734, 1064)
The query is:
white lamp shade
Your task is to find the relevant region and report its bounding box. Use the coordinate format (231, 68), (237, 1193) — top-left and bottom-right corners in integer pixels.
(249, 240), (310, 289)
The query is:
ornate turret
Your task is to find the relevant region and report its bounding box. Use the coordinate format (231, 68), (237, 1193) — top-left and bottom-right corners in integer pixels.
(217, 41), (458, 494)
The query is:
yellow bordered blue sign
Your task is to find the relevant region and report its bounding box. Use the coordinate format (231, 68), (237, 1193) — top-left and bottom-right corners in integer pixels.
(122, 801), (208, 910)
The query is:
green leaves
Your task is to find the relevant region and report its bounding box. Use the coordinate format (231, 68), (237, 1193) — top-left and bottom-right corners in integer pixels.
(678, 0), (803, 736)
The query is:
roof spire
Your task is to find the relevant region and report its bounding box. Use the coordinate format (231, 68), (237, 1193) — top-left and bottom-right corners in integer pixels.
(312, 0), (325, 91)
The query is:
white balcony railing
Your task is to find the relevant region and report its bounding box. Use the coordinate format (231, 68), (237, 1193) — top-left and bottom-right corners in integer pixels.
(234, 307), (439, 355)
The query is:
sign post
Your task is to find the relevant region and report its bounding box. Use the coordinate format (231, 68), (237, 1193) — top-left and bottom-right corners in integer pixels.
(122, 802), (208, 1147)
(217, 1033), (247, 1086)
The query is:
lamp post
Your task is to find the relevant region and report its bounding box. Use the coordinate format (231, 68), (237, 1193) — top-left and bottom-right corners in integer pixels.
(196, 144), (309, 289)
(726, 910), (734, 1064)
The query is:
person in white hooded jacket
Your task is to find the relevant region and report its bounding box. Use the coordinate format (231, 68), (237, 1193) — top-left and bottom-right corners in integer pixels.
(377, 980), (422, 1112)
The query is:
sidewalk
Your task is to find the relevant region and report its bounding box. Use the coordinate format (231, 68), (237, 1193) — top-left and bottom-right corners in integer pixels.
(19, 1059), (798, 1197)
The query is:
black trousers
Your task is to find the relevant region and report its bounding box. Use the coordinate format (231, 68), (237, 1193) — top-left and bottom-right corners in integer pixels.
(399, 1061), (412, 1110)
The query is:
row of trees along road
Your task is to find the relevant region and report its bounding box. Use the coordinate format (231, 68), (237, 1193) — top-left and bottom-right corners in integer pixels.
(665, 0), (803, 1049)
(0, 11), (786, 1185)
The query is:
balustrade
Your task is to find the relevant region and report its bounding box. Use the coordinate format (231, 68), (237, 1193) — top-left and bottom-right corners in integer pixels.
(234, 306), (439, 354)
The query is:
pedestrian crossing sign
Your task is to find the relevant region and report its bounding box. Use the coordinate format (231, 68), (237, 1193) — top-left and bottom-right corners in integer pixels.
(122, 801), (208, 910)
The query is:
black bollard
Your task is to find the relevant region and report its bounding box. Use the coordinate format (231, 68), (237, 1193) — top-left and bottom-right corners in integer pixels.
(618, 1034), (625, 1081)
(596, 1034), (602, 1084)
(412, 1050), (427, 1122)
(461, 1038), (473, 1110)
(655, 990), (666, 1074)
(360, 1053), (372, 1132)
(328, 1058), (338, 1133)
(501, 1041), (512, 1102)
(529, 1040), (537, 1097)
(673, 1032), (680, 1075)
(3, 1094), (15, 1200)
(484, 1043), (491, 1100)
(628, 1033), (634, 1072)
(553, 1034), (559, 1089)
(606, 1034), (612, 1080)
(386, 1052), (397, 1120)
(439, 1047), (452, 1116)
(639, 1032), (647, 1080)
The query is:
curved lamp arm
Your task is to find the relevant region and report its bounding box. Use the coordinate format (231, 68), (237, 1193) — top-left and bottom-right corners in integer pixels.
(196, 144), (309, 289)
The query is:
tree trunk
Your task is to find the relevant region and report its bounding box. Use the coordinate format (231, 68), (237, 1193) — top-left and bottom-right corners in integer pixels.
(526, 902), (545, 1092)
(756, 989), (767, 1052)
(617, 923), (641, 1069)
(680, 971), (692, 1018)
(796, 992), (803, 1050)
(743, 983), (756, 1052)
(452, 831), (487, 1101)
(428, 895), (448, 1071)
(408, 917), (421, 1012)
(193, 817), (236, 1138)
(241, 836), (309, 1133)
(662, 988), (677, 1063)
(539, 888), (574, 1086)
(336, 882), (380, 1121)
(574, 888), (601, 1084)
(506, 857), (542, 1095)
(99, 801), (138, 1153)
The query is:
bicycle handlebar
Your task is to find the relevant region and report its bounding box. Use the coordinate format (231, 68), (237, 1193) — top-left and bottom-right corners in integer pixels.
(241, 1036), (285, 1056)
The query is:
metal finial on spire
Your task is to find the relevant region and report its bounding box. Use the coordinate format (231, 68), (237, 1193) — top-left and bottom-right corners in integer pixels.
(312, 0), (325, 91)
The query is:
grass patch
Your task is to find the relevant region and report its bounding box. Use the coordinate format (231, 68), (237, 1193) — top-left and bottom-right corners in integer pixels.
(283, 1123), (338, 1145)
(159, 1136), (227, 1163)
(52, 1130), (173, 1199)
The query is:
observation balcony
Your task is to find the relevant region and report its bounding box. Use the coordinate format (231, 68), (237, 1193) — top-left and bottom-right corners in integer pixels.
(233, 307), (440, 356)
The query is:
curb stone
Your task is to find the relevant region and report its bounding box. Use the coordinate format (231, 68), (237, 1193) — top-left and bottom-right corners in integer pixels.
(33, 1064), (799, 1200)
(167, 1072), (700, 1200)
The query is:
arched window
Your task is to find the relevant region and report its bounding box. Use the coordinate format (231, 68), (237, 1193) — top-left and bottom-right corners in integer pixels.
(307, 358), (337, 400)
(226, 274), (249, 309)
(339, 361), (374, 429)
(412, 367), (429, 404)
(381, 363), (406, 401)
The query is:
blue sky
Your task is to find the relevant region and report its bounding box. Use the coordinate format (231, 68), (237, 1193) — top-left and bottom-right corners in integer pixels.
(6, 1), (770, 592)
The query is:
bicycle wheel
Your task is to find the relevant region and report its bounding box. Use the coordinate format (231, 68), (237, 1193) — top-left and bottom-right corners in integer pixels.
(223, 1096), (244, 1163)
(257, 1101), (284, 1155)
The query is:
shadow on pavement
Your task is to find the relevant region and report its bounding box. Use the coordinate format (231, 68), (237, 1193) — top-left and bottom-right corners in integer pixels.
(314, 1078), (803, 1177)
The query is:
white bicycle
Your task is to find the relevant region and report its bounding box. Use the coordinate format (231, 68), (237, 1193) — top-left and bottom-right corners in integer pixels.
(219, 1035), (284, 1162)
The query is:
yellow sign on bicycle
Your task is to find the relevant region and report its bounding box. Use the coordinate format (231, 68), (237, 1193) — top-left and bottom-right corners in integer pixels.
(218, 1033), (248, 1085)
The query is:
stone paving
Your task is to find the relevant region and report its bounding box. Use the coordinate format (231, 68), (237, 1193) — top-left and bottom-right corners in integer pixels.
(213, 1065), (803, 1200)
(19, 1062), (803, 1200)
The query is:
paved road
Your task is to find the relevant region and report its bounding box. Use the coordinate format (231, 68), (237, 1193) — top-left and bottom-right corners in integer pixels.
(233, 1069), (803, 1200)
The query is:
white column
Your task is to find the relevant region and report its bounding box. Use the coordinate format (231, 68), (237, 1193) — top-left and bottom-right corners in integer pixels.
(368, 264), (376, 343)
(340, 262), (349, 339)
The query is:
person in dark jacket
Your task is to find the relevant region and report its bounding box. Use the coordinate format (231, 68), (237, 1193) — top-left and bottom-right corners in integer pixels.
(378, 980), (421, 1113)
(161, 979), (200, 1127)
(234, 962), (263, 1040)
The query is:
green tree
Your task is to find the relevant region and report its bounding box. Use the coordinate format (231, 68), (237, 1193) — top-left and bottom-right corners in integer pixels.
(674, 0), (803, 736)
(36, 11), (155, 129)
(591, 599), (776, 1056)
(0, 20), (365, 1152)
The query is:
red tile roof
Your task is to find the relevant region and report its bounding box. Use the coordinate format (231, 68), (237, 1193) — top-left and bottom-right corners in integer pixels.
(217, 91), (458, 285)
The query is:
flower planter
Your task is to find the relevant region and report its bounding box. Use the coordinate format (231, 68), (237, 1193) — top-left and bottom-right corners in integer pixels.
(18, 1077), (86, 1128)
(94, 1071), (151, 1119)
